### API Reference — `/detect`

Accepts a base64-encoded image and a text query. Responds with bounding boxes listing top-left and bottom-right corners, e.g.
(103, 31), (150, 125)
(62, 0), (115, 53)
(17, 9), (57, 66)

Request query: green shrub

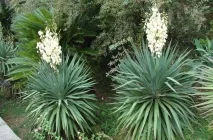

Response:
(194, 38), (213, 64)
(10, 0), (213, 53)
(12, 5), (101, 58)
(195, 58), (213, 129)
(10, 0), (101, 56)
(92, 0), (212, 52)
(59, 0), (101, 56)
(0, 39), (16, 97)
(112, 44), (196, 139)
(0, 2), (14, 36)
(33, 120), (63, 140)
(91, 0), (145, 53)
(0, 40), (16, 77)
(24, 55), (96, 139)
(78, 132), (112, 140)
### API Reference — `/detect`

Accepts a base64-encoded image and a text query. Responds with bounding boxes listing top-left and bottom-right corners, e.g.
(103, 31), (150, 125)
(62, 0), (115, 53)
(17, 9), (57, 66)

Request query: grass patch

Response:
(183, 116), (213, 140)
(95, 102), (117, 137)
(0, 95), (33, 140)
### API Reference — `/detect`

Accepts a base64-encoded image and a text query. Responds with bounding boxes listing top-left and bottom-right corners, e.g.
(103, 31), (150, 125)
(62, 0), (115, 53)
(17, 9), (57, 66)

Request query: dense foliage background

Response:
(8, 0), (213, 53)
(0, 0), (213, 140)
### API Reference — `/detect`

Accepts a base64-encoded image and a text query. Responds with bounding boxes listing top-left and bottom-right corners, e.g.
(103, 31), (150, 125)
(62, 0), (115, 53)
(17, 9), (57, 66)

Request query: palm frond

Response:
(7, 57), (37, 81)
(11, 7), (54, 60)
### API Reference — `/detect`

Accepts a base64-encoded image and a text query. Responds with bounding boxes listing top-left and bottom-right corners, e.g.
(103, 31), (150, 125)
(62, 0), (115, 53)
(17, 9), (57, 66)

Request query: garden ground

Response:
(1, 89), (213, 139)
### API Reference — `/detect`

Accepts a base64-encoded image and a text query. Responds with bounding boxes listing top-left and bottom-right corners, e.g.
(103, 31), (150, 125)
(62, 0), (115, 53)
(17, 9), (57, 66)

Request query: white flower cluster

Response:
(145, 7), (168, 57)
(36, 27), (62, 70)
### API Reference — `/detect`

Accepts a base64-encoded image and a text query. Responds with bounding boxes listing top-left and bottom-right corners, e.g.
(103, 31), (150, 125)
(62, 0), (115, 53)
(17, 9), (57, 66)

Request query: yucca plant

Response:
(113, 44), (196, 140)
(24, 55), (96, 139)
(194, 38), (213, 65)
(0, 40), (16, 77)
(11, 7), (54, 60)
(195, 58), (213, 129)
